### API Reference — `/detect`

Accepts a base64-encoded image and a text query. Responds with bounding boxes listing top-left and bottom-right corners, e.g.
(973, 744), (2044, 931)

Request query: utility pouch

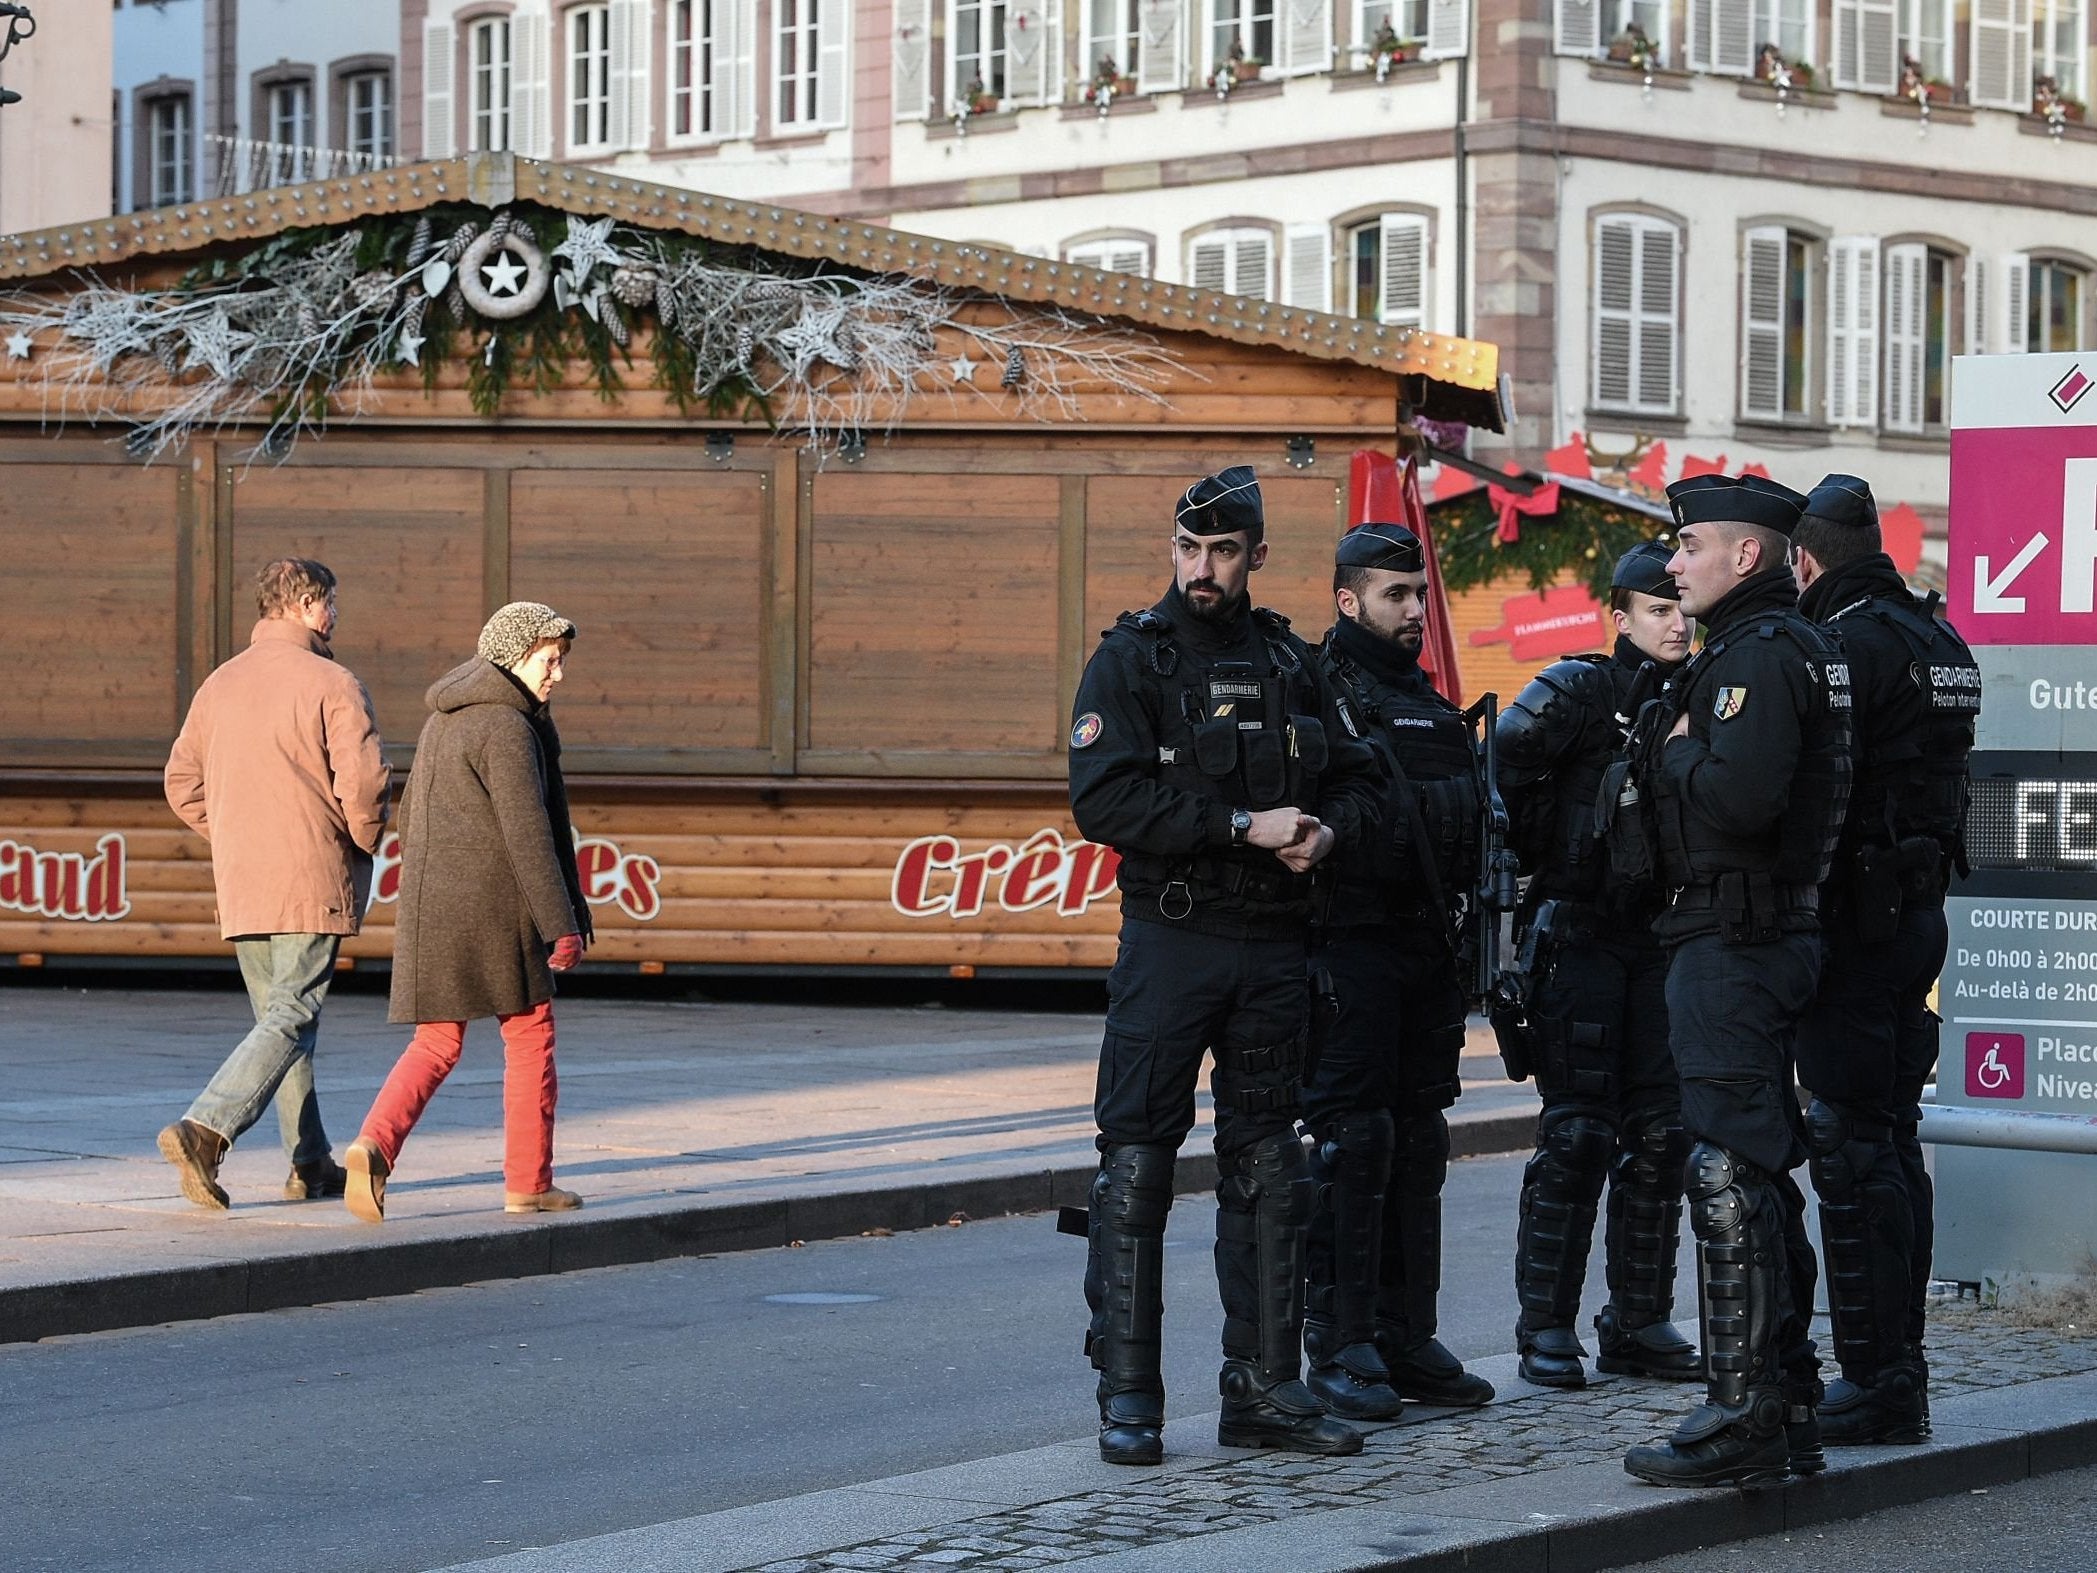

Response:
(1288, 715), (1329, 773)
(1488, 970), (1533, 1082)
(1849, 844), (1903, 945)
(1717, 870), (1779, 946)
(1191, 718), (1240, 777)
(1596, 759), (1658, 889)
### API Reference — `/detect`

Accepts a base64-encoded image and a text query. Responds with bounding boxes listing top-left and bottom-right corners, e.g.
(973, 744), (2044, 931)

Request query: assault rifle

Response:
(1463, 692), (1523, 1011)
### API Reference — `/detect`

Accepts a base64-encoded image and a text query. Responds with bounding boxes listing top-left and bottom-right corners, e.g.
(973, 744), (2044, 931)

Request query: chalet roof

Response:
(0, 153), (1504, 429)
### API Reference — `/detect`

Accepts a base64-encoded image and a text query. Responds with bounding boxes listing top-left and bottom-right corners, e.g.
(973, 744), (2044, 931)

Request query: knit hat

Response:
(478, 601), (577, 668)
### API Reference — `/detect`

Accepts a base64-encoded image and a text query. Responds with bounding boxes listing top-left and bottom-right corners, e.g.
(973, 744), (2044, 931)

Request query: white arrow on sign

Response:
(1974, 532), (2050, 614)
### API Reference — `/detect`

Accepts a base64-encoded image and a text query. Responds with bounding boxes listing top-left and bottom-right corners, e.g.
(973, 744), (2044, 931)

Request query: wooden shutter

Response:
(1555, 0), (1602, 53)
(1701, 0), (1756, 73)
(815, 0), (850, 127)
(1593, 216), (1678, 413)
(1835, 0), (1900, 90)
(1233, 232), (1274, 300)
(1072, 240), (1151, 273)
(1636, 220), (1679, 409)
(2001, 252), (2031, 352)
(1280, 0), (1333, 75)
(723, 0), (756, 137)
(422, 21), (456, 159)
(1191, 235), (1231, 293)
(1966, 254), (1991, 354)
(1425, 0), (1470, 56)
(1883, 243), (1928, 433)
(1380, 214), (1428, 328)
(895, 0), (933, 118)
(1283, 224), (1333, 312)
(608, 0), (651, 148)
(1827, 237), (1880, 428)
(1971, 0), (2033, 109)
(1137, 0), (1184, 90)
(1741, 226), (1787, 418)
(1007, 1), (1065, 103)
(512, 12), (552, 158)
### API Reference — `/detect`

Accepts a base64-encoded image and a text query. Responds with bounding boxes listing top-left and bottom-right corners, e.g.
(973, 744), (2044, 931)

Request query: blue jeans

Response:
(186, 932), (341, 1164)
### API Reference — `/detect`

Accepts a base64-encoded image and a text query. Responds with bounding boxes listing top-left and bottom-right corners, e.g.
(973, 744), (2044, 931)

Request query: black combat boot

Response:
(1782, 1367), (1826, 1475)
(1216, 1134), (1362, 1455)
(1303, 1111), (1403, 1420)
(1380, 1112), (1494, 1407)
(1513, 1108), (1612, 1388)
(1595, 1110), (1700, 1380)
(1085, 1144), (1174, 1465)
(1819, 1363), (1929, 1446)
(1624, 1144), (1791, 1489)
(1807, 1097), (1920, 1447)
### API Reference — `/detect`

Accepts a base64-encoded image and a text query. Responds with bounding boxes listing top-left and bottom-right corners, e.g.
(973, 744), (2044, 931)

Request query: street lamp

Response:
(0, 4), (36, 109)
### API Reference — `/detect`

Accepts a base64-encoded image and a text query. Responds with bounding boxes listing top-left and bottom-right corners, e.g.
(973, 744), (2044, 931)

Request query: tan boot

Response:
(504, 1186), (584, 1214)
(344, 1138), (390, 1223)
(157, 1120), (230, 1210)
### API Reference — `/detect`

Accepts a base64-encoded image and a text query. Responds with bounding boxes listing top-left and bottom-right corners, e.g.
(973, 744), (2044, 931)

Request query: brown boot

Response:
(157, 1120), (230, 1210)
(284, 1157), (348, 1201)
(504, 1186), (584, 1214)
(344, 1138), (390, 1223)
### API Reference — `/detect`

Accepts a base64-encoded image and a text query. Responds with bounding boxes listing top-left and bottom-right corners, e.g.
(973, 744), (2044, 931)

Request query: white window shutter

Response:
(1966, 254), (1991, 354)
(1379, 214), (1428, 328)
(724, 0), (756, 137)
(1742, 226), (1787, 418)
(512, 14), (552, 159)
(1972, 0), (2034, 109)
(1555, 0), (1602, 53)
(816, 0), (850, 127)
(894, 0), (932, 118)
(1072, 240), (1150, 274)
(1707, 0), (1756, 73)
(1192, 236), (1230, 292)
(1826, 237), (1880, 428)
(423, 21), (456, 159)
(608, 0), (651, 148)
(1835, 0), (1899, 90)
(1688, 0), (1711, 65)
(1283, 224), (1333, 313)
(1137, 0), (1185, 91)
(1234, 233), (1274, 300)
(1636, 220), (1679, 410)
(1280, 0), (1333, 75)
(2001, 252), (2031, 352)
(1425, 0), (1470, 56)
(1593, 217), (1638, 408)
(1007, 1), (1064, 104)
(1883, 243), (1927, 433)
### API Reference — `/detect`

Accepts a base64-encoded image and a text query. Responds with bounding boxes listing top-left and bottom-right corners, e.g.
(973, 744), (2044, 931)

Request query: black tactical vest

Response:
(1108, 606), (1333, 916)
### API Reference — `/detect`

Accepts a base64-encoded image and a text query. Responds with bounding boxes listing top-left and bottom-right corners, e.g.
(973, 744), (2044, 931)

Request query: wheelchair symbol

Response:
(1976, 1047), (2011, 1090)
(1966, 1031), (2025, 1099)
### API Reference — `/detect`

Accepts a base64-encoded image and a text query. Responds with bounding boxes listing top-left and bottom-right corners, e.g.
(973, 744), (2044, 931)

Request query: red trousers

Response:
(359, 999), (558, 1194)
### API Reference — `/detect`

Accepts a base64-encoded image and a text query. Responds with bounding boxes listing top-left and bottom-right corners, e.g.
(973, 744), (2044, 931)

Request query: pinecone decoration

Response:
(654, 275), (680, 330)
(446, 281), (468, 323)
(733, 322), (755, 366)
(353, 270), (397, 312)
(406, 216), (435, 269)
(1001, 344), (1025, 389)
(486, 210), (513, 247)
(442, 222), (479, 265)
(610, 265), (657, 308)
(155, 335), (184, 375)
(401, 294), (429, 339)
(604, 305), (631, 348)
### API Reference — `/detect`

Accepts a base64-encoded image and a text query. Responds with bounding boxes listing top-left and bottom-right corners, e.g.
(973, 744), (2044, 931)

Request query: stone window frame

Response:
(1330, 200), (1439, 331)
(131, 76), (198, 211)
(1586, 201), (1687, 420)
(458, 4), (518, 155)
(1736, 214), (1832, 433)
(1062, 227), (1157, 276)
(329, 54), (397, 162)
(251, 62), (320, 151)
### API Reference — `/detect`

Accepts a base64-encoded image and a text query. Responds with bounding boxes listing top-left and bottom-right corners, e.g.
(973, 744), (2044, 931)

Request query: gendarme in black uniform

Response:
(1497, 541), (1699, 1391)
(1792, 474), (1979, 1447)
(1623, 474), (1853, 1490)
(1068, 466), (1381, 1467)
(1299, 523), (1496, 1418)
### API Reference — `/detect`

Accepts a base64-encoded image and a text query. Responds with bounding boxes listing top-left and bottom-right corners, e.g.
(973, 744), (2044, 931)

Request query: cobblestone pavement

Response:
(739, 1306), (2097, 1573)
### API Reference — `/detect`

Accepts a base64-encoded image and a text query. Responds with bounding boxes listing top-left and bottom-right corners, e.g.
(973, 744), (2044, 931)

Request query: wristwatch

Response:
(1229, 808), (1254, 846)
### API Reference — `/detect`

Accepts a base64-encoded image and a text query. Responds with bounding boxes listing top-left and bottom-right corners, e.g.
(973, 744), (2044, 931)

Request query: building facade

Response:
(0, 0), (112, 234)
(402, 0), (2097, 544)
(113, 0), (400, 213)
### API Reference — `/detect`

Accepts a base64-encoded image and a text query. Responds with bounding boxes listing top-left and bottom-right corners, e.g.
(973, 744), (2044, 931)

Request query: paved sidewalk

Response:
(430, 1300), (2097, 1573)
(0, 983), (1538, 1342)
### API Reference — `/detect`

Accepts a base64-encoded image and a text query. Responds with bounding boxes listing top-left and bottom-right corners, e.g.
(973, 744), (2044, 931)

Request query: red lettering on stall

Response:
(0, 834), (130, 922)
(889, 829), (1121, 921)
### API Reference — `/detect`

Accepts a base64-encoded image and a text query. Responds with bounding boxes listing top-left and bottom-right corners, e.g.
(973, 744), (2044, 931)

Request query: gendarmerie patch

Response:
(1071, 712), (1104, 749)
(1208, 674), (1264, 730)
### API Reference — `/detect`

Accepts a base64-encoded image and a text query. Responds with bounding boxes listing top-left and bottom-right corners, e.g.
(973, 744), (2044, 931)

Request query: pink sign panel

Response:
(1948, 425), (2097, 646)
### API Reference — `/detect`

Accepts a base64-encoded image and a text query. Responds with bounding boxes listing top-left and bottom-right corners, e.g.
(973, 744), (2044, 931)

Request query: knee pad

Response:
(1311, 1108), (1395, 1191)
(1538, 1106), (1616, 1177)
(1097, 1143), (1175, 1234)
(1219, 1131), (1312, 1223)
(1684, 1140), (1761, 1241)
(1391, 1111), (1450, 1199)
(1618, 1106), (1689, 1189)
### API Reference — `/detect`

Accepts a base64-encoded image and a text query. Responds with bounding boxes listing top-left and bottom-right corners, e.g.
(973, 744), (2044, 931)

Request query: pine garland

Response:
(1432, 487), (1669, 604)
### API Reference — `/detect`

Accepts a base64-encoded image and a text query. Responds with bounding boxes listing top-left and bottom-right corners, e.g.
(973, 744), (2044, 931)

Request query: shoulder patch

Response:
(1071, 712), (1104, 749)
(1713, 686), (1748, 722)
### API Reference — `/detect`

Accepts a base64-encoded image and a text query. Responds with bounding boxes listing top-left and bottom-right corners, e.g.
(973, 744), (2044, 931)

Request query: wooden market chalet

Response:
(0, 153), (1504, 976)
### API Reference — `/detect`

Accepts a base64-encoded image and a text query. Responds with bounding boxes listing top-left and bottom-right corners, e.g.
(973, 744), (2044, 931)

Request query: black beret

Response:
(1175, 466), (1264, 536)
(1803, 473), (1878, 532)
(1664, 473), (1809, 537)
(1335, 522), (1425, 573)
(1611, 540), (1680, 600)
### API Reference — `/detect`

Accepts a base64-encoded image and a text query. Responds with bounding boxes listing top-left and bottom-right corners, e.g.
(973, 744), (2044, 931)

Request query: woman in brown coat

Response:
(344, 602), (592, 1221)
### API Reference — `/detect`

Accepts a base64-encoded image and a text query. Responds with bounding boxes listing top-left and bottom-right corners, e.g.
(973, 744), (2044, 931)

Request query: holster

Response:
(1489, 974), (1532, 1083)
